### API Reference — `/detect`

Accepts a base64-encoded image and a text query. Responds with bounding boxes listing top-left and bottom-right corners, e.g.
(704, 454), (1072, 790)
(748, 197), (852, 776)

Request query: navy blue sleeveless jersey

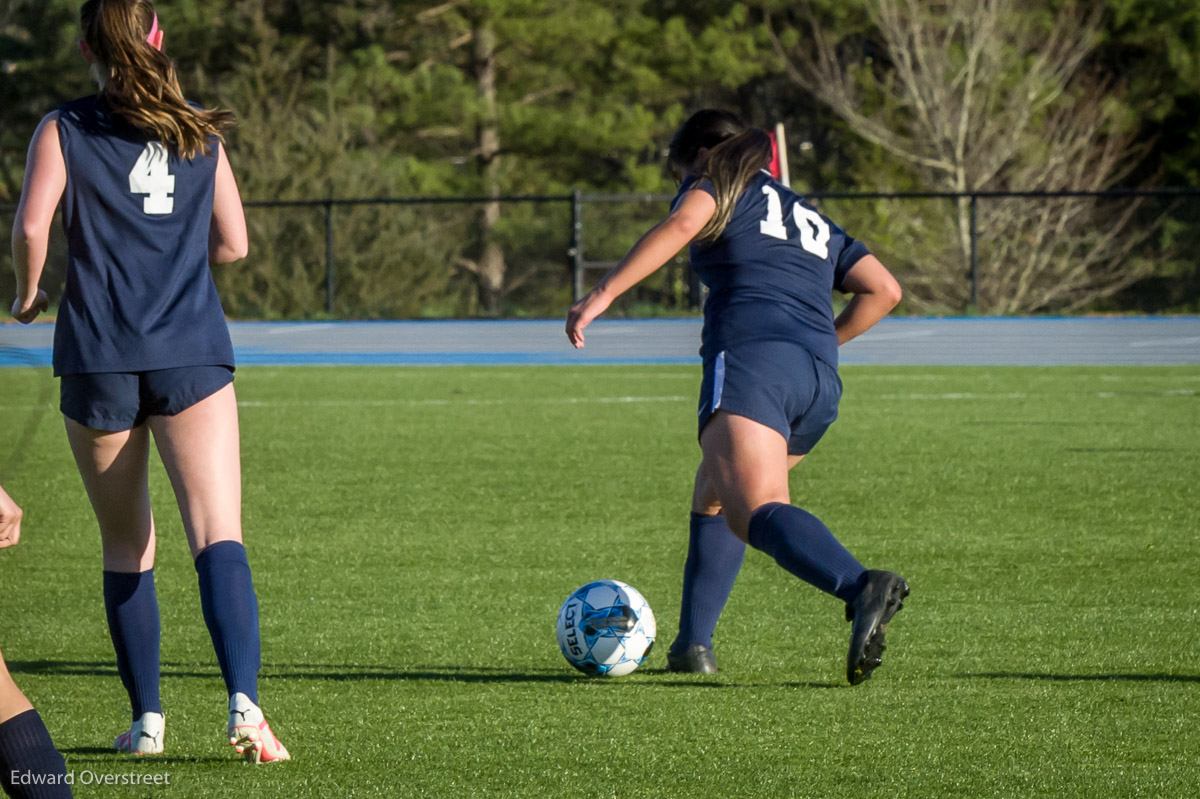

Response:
(673, 171), (870, 369)
(52, 95), (234, 376)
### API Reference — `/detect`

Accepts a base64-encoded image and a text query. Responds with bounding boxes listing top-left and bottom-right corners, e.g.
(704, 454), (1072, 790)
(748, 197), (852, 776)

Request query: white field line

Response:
(246, 369), (700, 380)
(879, 390), (1195, 400)
(1101, 374), (1200, 382)
(3, 388), (1195, 413)
(532, 372), (697, 380)
(878, 392), (1029, 400)
(847, 373), (950, 381)
(246, 389), (1196, 407)
(236, 395), (691, 409)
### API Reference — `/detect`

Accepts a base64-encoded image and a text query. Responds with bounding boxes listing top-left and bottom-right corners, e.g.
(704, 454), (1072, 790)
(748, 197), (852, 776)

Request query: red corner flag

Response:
(767, 129), (782, 179)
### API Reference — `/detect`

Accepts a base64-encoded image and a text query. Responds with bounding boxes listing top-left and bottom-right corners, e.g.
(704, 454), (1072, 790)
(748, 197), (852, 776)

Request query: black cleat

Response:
(667, 643), (718, 674)
(845, 569), (909, 686)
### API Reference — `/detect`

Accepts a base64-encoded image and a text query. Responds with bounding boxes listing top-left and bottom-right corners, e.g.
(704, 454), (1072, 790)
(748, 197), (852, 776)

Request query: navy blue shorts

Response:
(60, 366), (234, 432)
(697, 342), (841, 455)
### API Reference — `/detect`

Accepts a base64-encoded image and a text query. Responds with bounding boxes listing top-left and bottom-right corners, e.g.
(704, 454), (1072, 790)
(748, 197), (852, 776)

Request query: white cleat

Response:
(114, 711), (165, 755)
(227, 692), (291, 764)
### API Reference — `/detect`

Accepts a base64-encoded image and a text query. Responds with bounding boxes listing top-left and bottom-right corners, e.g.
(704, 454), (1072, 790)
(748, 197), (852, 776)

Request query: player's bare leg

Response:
(690, 459), (723, 516)
(64, 421), (156, 573)
(670, 430), (806, 674)
(0, 652), (34, 725)
(148, 384), (288, 762)
(700, 410), (907, 684)
(65, 420), (164, 753)
(147, 382), (242, 557)
(671, 435), (812, 674)
(0, 647), (71, 797)
(697, 411), (792, 540)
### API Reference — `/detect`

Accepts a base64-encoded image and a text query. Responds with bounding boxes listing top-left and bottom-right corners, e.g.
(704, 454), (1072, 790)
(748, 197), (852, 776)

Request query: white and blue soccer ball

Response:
(556, 580), (656, 677)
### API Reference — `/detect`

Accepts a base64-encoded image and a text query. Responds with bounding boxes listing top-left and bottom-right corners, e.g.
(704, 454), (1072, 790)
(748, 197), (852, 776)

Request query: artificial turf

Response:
(0, 364), (1197, 798)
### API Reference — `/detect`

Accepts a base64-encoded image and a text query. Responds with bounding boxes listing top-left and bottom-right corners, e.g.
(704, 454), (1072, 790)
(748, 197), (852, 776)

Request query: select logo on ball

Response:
(555, 580), (656, 677)
(561, 602), (583, 657)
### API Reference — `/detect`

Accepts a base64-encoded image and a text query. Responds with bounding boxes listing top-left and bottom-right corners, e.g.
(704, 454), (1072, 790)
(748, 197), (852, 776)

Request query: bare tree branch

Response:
(770, 0), (1152, 312)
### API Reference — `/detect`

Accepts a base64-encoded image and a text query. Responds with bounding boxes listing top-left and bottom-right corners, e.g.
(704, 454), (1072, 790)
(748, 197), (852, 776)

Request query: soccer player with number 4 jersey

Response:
(567, 109), (910, 685)
(9, 0), (288, 762)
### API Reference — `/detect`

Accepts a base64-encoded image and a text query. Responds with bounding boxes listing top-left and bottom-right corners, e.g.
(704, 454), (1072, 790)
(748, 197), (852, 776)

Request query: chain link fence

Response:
(3, 189), (1198, 318)
(575, 189), (1200, 316)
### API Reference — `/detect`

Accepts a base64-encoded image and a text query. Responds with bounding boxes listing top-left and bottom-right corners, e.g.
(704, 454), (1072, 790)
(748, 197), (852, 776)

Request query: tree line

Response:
(2, 0), (1198, 316)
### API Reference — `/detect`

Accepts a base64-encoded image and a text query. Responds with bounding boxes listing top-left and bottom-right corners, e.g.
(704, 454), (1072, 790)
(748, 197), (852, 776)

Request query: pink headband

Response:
(146, 12), (159, 44)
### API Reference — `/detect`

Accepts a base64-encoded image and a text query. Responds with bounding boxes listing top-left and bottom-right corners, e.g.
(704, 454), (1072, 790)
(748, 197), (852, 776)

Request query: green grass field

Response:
(1, 364), (1198, 798)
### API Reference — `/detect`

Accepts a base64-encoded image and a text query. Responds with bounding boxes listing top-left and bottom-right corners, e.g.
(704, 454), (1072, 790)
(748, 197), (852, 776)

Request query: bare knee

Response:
(187, 531), (243, 560)
(690, 462), (723, 516)
(697, 411), (792, 540)
(0, 670), (35, 723)
(723, 497), (798, 544)
(101, 528), (155, 572)
(693, 449), (790, 541)
(719, 503), (755, 542)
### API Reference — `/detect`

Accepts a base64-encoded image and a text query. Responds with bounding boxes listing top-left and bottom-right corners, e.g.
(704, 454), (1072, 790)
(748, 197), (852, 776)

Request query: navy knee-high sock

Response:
(102, 569), (162, 719)
(194, 541), (260, 704)
(672, 513), (746, 652)
(747, 502), (868, 603)
(0, 710), (72, 798)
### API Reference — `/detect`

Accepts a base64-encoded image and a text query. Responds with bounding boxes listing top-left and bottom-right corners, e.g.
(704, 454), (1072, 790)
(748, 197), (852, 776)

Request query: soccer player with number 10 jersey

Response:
(567, 109), (911, 685)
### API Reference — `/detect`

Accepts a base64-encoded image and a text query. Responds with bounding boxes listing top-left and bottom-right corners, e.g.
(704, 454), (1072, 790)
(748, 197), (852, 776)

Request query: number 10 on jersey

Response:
(759, 185), (830, 258)
(129, 142), (175, 215)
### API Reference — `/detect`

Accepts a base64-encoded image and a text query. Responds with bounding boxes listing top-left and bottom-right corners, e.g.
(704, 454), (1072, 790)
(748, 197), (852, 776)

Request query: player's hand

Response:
(0, 485), (23, 549)
(11, 289), (49, 324)
(565, 291), (610, 349)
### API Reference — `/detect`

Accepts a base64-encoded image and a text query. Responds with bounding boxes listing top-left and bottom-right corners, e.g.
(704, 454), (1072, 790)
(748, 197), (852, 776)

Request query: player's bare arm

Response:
(10, 112), (64, 323)
(209, 142), (248, 265)
(0, 484), (23, 550)
(834, 254), (903, 346)
(566, 189), (716, 348)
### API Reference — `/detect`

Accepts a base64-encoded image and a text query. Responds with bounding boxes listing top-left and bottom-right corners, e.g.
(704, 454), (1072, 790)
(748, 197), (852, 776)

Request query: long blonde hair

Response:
(80, 0), (234, 159)
(667, 109), (774, 244)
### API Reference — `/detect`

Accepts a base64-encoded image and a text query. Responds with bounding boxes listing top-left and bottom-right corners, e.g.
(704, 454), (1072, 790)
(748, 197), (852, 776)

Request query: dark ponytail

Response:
(668, 109), (773, 243)
(81, 0), (235, 159)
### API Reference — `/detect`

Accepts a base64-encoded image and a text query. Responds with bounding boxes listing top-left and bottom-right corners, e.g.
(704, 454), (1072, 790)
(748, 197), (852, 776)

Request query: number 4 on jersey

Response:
(759, 185), (830, 258)
(129, 142), (175, 215)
